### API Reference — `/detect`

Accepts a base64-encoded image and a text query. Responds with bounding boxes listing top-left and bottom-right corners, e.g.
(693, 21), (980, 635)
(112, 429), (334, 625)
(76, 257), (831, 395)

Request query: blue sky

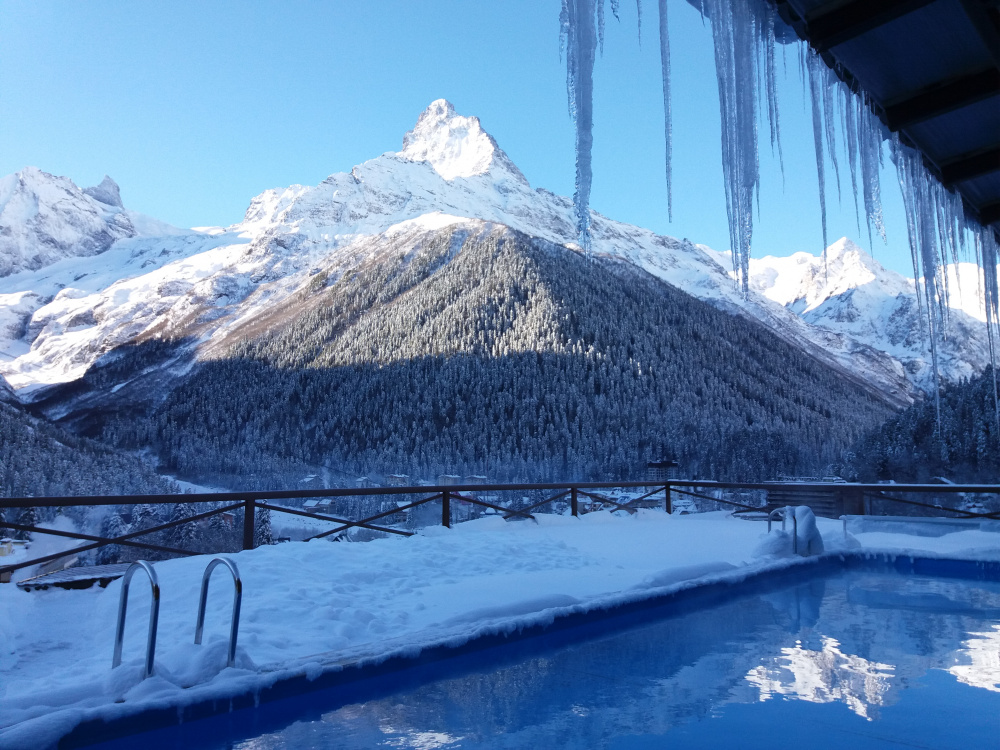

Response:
(0, 0), (918, 274)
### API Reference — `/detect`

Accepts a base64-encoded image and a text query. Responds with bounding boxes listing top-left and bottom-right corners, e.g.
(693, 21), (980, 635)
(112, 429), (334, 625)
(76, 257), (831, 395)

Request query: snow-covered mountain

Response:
(743, 238), (993, 389)
(0, 99), (990, 408)
(0, 168), (139, 278)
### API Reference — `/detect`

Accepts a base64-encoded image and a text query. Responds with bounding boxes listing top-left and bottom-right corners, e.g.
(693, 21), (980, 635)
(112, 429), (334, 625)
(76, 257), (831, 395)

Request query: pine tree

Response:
(15, 505), (38, 541)
(253, 508), (273, 547)
(97, 513), (129, 565)
(164, 502), (198, 553)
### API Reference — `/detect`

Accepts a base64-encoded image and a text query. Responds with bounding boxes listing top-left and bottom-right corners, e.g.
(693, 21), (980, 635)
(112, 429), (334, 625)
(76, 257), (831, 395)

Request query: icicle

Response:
(598, 0), (606, 53)
(563, 0), (598, 253)
(806, 51), (829, 259)
(762, 5), (784, 181)
(821, 67), (842, 205)
(858, 102), (886, 248)
(657, 0), (672, 221)
(560, 1), (574, 118)
(841, 85), (861, 237)
(980, 229), (1000, 431)
(599, 0), (623, 54)
(703, 0), (761, 293)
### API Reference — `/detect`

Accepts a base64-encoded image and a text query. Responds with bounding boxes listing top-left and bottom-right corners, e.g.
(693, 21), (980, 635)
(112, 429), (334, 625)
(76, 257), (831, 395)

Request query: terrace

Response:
(1, 481), (999, 748)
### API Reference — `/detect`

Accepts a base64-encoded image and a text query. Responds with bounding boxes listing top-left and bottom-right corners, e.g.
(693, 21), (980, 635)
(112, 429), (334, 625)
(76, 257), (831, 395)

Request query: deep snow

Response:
(1, 509), (998, 749)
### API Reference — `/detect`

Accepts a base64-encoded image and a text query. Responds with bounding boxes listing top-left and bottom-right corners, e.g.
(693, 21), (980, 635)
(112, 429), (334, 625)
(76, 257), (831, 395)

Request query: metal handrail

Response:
(195, 557), (242, 668)
(112, 561), (160, 678)
(767, 506), (798, 554)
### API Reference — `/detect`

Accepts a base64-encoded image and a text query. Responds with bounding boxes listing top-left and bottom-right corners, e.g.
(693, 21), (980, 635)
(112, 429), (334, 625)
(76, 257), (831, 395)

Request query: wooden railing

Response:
(2, 480), (999, 579)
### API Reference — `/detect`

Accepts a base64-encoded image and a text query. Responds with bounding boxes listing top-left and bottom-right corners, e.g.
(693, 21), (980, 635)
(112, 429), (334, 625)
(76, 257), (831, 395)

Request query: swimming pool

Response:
(74, 556), (1000, 749)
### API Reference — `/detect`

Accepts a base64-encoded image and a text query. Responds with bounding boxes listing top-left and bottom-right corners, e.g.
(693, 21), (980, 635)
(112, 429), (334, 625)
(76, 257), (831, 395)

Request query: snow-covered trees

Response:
(253, 508), (273, 547)
(851, 368), (1000, 483)
(102, 228), (892, 486)
(0, 401), (176, 499)
(96, 513), (129, 565)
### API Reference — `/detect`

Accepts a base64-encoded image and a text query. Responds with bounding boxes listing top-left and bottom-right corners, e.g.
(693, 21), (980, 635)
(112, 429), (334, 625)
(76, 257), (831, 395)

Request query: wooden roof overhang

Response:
(769, 0), (1000, 236)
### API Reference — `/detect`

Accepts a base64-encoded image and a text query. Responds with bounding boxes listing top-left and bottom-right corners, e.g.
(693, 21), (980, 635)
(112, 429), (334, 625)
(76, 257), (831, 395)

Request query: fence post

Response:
(665, 483), (672, 514)
(571, 487), (579, 517)
(242, 499), (255, 550)
(442, 491), (451, 528)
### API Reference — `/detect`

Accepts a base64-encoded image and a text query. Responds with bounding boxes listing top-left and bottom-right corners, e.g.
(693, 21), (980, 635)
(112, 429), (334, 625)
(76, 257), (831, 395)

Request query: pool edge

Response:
(47, 551), (1000, 749)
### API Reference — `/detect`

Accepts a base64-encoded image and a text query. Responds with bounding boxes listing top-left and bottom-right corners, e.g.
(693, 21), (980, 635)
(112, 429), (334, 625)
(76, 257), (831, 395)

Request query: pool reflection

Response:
(224, 572), (1000, 749)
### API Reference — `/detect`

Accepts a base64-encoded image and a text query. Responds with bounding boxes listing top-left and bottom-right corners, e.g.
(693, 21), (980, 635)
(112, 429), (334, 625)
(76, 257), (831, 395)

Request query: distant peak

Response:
(826, 237), (864, 258)
(83, 175), (124, 208)
(399, 99), (526, 183)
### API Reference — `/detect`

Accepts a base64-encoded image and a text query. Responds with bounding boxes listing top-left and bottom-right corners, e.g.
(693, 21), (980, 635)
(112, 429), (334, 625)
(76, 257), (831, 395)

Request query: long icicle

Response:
(806, 50), (829, 261)
(658, 0), (672, 221)
(982, 228), (1000, 432)
(564, 0), (598, 254)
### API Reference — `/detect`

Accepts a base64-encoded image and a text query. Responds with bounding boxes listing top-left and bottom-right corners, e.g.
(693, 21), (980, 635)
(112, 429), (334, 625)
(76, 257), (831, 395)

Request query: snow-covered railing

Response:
(2, 480), (999, 581)
(767, 507), (798, 554)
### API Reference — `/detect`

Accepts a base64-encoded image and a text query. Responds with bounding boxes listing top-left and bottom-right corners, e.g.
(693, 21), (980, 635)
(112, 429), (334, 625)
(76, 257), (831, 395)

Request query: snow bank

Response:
(1, 510), (998, 749)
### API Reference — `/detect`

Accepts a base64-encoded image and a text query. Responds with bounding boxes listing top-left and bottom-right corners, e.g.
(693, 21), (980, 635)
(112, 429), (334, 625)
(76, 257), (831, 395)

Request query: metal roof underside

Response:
(770, 0), (1000, 235)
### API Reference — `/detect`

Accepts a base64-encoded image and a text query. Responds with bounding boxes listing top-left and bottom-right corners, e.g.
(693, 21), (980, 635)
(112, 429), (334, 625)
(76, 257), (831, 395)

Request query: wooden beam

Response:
(885, 68), (1000, 129)
(979, 201), (1000, 225)
(808, 0), (938, 52)
(939, 146), (1000, 184)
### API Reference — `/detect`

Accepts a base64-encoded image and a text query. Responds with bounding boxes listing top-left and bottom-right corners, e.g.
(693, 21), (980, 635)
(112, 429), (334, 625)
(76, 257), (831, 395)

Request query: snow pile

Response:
(751, 506), (824, 558)
(1, 510), (999, 748)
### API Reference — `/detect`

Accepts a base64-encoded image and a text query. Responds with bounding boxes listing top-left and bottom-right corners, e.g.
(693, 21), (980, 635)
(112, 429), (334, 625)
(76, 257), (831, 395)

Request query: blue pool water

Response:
(84, 564), (1000, 749)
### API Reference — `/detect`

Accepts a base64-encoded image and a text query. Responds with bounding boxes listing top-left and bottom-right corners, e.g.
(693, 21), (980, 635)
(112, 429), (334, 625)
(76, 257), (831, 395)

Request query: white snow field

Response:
(1, 509), (999, 749)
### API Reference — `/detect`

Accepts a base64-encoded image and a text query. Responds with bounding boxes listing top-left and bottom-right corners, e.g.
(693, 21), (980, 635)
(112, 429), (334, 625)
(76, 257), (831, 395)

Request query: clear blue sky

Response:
(0, 0), (918, 275)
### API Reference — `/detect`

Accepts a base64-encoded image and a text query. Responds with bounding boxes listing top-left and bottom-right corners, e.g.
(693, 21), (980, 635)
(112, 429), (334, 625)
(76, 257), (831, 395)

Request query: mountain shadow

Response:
(89, 225), (896, 485)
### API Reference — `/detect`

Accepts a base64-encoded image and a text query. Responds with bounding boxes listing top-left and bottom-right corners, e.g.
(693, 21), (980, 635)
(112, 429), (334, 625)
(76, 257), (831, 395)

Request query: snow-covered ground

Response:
(1, 509), (999, 749)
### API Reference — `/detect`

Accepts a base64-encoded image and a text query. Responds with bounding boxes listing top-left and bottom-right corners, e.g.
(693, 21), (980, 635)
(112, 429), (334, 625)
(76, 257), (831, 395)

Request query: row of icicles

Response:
(560, 0), (1000, 430)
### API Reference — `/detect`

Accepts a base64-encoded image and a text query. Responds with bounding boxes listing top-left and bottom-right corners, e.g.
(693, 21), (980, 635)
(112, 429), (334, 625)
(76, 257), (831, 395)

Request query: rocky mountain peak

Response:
(0, 167), (136, 278)
(83, 175), (124, 208)
(399, 99), (527, 183)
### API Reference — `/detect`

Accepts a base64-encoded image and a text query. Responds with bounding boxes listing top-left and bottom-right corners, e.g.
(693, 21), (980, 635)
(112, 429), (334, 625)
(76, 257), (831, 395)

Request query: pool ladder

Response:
(767, 506), (798, 555)
(112, 556), (243, 679)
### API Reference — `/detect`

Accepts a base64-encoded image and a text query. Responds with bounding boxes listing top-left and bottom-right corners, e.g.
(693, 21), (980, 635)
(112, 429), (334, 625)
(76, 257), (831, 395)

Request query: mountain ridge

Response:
(86, 226), (894, 483)
(0, 99), (992, 409)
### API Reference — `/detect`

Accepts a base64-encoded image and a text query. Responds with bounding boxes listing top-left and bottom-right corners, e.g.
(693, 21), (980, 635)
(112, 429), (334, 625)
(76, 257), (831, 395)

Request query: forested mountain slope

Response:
(2, 101), (990, 412)
(850, 369), (1000, 483)
(0, 400), (175, 498)
(95, 225), (895, 484)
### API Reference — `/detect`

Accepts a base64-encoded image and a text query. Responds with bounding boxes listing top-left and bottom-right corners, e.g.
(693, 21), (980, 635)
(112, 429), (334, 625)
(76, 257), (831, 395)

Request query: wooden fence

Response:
(2, 480), (999, 579)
